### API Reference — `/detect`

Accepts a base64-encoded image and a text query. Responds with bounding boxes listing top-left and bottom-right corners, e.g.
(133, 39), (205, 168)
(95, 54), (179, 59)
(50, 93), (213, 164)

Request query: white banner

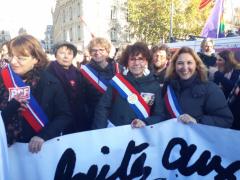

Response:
(1, 117), (240, 180)
(0, 112), (9, 180)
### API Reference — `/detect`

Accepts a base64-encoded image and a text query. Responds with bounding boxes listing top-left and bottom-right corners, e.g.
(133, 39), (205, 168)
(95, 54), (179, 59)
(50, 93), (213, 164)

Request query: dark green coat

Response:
(92, 72), (167, 129)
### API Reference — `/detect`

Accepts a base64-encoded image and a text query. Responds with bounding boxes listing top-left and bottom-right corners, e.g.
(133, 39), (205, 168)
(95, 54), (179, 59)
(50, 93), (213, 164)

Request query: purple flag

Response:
(201, 0), (224, 38)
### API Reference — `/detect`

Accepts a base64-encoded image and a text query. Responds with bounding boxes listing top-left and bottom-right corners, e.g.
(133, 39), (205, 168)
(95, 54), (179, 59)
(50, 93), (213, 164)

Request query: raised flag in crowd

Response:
(201, 0), (225, 38)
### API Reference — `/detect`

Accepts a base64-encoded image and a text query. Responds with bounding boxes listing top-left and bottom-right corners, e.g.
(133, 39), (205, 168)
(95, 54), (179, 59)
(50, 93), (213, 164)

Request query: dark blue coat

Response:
(0, 70), (72, 144)
(162, 75), (233, 128)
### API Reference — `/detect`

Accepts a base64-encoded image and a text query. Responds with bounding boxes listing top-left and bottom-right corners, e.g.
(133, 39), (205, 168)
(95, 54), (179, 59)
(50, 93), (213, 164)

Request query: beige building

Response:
(44, 25), (54, 53)
(0, 30), (11, 45)
(52, 0), (130, 51)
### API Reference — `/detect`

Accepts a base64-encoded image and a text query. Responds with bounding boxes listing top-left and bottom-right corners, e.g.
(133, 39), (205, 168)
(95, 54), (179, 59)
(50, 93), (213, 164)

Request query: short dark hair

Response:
(54, 42), (77, 58)
(119, 42), (151, 67)
(151, 44), (171, 60)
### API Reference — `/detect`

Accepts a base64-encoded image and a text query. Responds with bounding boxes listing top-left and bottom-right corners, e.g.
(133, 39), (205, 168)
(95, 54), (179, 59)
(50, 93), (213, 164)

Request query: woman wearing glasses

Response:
(0, 35), (72, 153)
(80, 37), (121, 130)
(92, 42), (166, 129)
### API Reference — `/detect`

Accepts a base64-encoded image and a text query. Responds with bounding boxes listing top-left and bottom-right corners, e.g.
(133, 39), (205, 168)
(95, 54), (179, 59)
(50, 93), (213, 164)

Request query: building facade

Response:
(44, 25), (54, 53)
(0, 30), (11, 45)
(52, 0), (130, 50)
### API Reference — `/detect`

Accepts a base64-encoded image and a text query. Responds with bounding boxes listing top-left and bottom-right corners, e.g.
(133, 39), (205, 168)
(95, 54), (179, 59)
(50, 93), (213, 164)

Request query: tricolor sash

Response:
(1, 65), (48, 132)
(164, 85), (183, 118)
(80, 64), (109, 94)
(110, 74), (150, 119)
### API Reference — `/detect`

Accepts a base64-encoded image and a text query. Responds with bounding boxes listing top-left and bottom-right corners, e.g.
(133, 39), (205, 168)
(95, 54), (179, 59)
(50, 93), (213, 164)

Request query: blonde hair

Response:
(165, 46), (208, 82)
(88, 37), (112, 54)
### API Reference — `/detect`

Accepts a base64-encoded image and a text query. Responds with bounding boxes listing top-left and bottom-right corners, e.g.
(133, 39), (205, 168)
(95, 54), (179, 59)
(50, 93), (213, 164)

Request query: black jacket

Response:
(92, 72), (167, 129)
(0, 70), (72, 143)
(162, 75), (233, 128)
(214, 69), (240, 130)
(214, 69), (240, 97)
(81, 60), (120, 128)
(153, 68), (167, 85)
(197, 52), (217, 68)
(47, 61), (87, 132)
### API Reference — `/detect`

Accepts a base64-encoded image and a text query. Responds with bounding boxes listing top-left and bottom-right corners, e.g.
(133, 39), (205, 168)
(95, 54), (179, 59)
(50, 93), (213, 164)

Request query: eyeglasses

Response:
(9, 55), (32, 63)
(129, 57), (146, 63)
(91, 48), (106, 53)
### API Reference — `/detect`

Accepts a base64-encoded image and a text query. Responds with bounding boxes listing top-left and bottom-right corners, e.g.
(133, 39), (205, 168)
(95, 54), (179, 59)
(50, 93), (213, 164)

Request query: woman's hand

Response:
(28, 136), (45, 153)
(131, 119), (146, 128)
(13, 95), (28, 112)
(235, 87), (240, 96)
(177, 114), (197, 124)
(17, 99), (28, 111)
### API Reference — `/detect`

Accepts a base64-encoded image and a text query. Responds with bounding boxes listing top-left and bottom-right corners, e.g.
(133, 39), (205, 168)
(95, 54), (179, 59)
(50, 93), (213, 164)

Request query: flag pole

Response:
(216, 0), (224, 38)
(169, 0), (173, 42)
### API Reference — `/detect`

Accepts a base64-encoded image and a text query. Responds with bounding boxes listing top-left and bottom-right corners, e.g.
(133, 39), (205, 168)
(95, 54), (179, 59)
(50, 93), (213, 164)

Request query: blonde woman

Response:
(162, 46), (233, 128)
(80, 37), (121, 129)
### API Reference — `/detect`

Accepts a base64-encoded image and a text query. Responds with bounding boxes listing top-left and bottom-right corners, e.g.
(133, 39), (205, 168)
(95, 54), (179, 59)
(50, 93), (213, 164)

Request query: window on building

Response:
(63, 30), (66, 41)
(70, 28), (73, 42)
(111, 28), (117, 42)
(78, 25), (81, 40)
(77, 2), (81, 17)
(69, 7), (73, 20)
(63, 10), (66, 23)
(111, 6), (117, 20)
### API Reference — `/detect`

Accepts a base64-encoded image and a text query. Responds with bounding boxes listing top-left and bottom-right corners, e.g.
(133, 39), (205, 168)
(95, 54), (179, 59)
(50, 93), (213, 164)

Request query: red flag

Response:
(199, 0), (212, 10)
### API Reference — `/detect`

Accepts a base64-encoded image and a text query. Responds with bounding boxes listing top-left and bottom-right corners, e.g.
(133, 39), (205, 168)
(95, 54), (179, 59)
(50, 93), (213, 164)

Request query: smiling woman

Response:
(162, 46), (233, 128)
(92, 42), (167, 129)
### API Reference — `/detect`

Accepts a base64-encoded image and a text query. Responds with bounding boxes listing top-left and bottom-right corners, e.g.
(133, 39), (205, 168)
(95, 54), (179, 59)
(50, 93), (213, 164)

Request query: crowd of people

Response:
(0, 34), (239, 153)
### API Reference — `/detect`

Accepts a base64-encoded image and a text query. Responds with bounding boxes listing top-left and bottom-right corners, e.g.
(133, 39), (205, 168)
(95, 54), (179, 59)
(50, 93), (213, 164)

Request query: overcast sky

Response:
(0, 0), (55, 40)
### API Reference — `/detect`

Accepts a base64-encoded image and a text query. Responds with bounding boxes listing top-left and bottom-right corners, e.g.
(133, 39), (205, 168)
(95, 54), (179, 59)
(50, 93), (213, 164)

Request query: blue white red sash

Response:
(110, 74), (150, 119)
(1, 65), (48, 132)
(164, 85), (183, 118)
(80, 64), (109, 93)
